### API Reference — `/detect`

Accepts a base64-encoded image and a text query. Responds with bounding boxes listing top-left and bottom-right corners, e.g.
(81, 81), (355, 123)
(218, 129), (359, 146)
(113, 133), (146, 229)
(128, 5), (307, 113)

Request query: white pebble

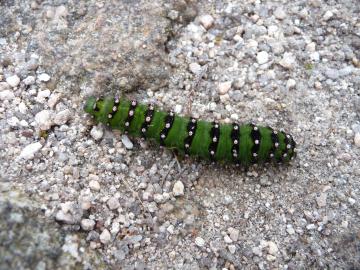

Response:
(354, 133), (360, 147)
(48, 93), (62, 108)
(35, 110), (54, 130)
(107, 197), (120, 210)
(6, 75), (20, 87)
(195, 237), (205, 247)
(348, 197), (356, 205)
(0, 82), (10, 91)
(256, 51), (269, 64)
(218, 81), (232, 95)
(18, 102), (27, 113)
(121, 135), (133, 149)
(172, 180), (185, 197)
(36, 89), (51, 103)
(80, 219), (95, 231)
(323, 10), (333, 21)
(19, 142), (42, 160)
(90, 126), (104, 140)
(279, 52), (296, 69)
(89, 180), (101, 191)
(267, 241), (278, 255)
(174, 104), (182, 114)
(100, 229), (111, 244)
(228, 245), (236, 254)
(38, 73), (51, 82)
(224, 235), (232, 243)
(286, 79), (296, 89)
(306, 42), (316, 52)
(189, 62), (202, 74)
(7, 116), (19, 127)
(0, 90), (15, 100)
(286, 225), (295, 235)
(316, 193), (327, 207)
(54, 109), (71, 125)
(23, 76), (35, 85)
(274, 7), (287, 20)
(228, 227), (239, 242)
(199, 14), (214, 30)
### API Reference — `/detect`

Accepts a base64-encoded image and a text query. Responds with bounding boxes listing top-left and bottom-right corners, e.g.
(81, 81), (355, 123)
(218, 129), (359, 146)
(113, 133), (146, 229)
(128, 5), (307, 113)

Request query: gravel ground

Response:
(1, 0), (360, 269)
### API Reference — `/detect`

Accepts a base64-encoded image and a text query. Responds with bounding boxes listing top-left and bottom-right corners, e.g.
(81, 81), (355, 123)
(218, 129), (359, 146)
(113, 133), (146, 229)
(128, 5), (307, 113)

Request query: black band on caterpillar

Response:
(84, 96), (297, 166)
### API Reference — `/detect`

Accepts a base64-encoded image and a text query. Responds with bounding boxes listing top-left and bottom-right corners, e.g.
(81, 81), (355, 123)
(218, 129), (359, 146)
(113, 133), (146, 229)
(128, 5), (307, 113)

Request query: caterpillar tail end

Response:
(84, 96), (97, 115)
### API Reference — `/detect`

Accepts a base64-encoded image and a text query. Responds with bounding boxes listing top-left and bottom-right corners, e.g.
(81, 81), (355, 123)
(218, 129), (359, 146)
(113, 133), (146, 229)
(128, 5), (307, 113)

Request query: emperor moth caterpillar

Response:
(84, 96), (296, 166)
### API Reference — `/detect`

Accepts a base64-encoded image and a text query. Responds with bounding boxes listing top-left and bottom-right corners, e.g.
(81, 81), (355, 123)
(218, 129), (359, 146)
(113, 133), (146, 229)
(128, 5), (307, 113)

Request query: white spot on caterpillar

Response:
(287, 144), (291, 149)
(161, 134), (166, 139)
(146, 116), (151, 122)
(233, 153), (237, 157)
(112, 106), (117, 112)
(125, 122), (129, 126)
(165, 123), (170, 128)
(283, 153), (288, 157)
(213, 137), (217, 142)
(233, 125), (238, 130)
(141, 128), (146, 133)
(234, 139), (238, 144)
(188, 131), (193, 136)
(93, 103), (97, 109)
(275, 142), (279, 148)
(131, 100), (137, 106)
(210, 150), (215, 155)
(214, 124), (219, 128)
(286, 134), (291, 139)
(270, 153), (274, 157)
(273, 130), (278, 134)
(169, 111), (174, 116)
(253, 126), (258, 131)
(129, 110), (134, 116)
(185, 144), (190, 148)
(253, 153), (258, 157)
(108, 114), (112, 119)
(192, 119), (196, 123)
(149, 105), (154, 110)
(254, 140), (259, 145)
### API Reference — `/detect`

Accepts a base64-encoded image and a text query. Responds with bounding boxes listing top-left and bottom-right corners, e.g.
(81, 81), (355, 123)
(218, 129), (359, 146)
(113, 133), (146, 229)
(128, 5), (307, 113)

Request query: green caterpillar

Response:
(84, 96), (296, 166)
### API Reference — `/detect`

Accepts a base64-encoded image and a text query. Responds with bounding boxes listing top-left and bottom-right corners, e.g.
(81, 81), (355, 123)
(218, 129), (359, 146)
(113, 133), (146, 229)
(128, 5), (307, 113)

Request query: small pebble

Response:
(7, 116), (19, 127)
(100, 229), (111, 244)
(107, 197), (120, 210)
(121, 135), (133, 149)
(6, 75), (20, 87)
(256, 51), (269, 64)
(323, 10), (333, 21)
(89, 180), (101, 191)
(286, 79), (296, 89)
(286, 225), (295, 235)
(267, 241), (278, 255)
(0, 90), (15, 100)
(38, 73), (51, 82)
(274, 7), (287, 20)
(189, 62), (202, 74)
(90, 126), (104, 140)
(195, 237), (205, 247)
(54, 109), (71, 125)
(316, 193), (327, 208)
(172, 180), (185, 196)
(35, 110), (53, 130)
(23, 76), (35, 85)
(354, 133), (360, 147)
(218, 81), (232, 95)
(19, 142), (42, 160)
(81, 219), (95, 231)
(199, 14), (214, 30)
(228, 245), (236, 254)
(279, 52), (296, 69)
(228, 227), (239, 242)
